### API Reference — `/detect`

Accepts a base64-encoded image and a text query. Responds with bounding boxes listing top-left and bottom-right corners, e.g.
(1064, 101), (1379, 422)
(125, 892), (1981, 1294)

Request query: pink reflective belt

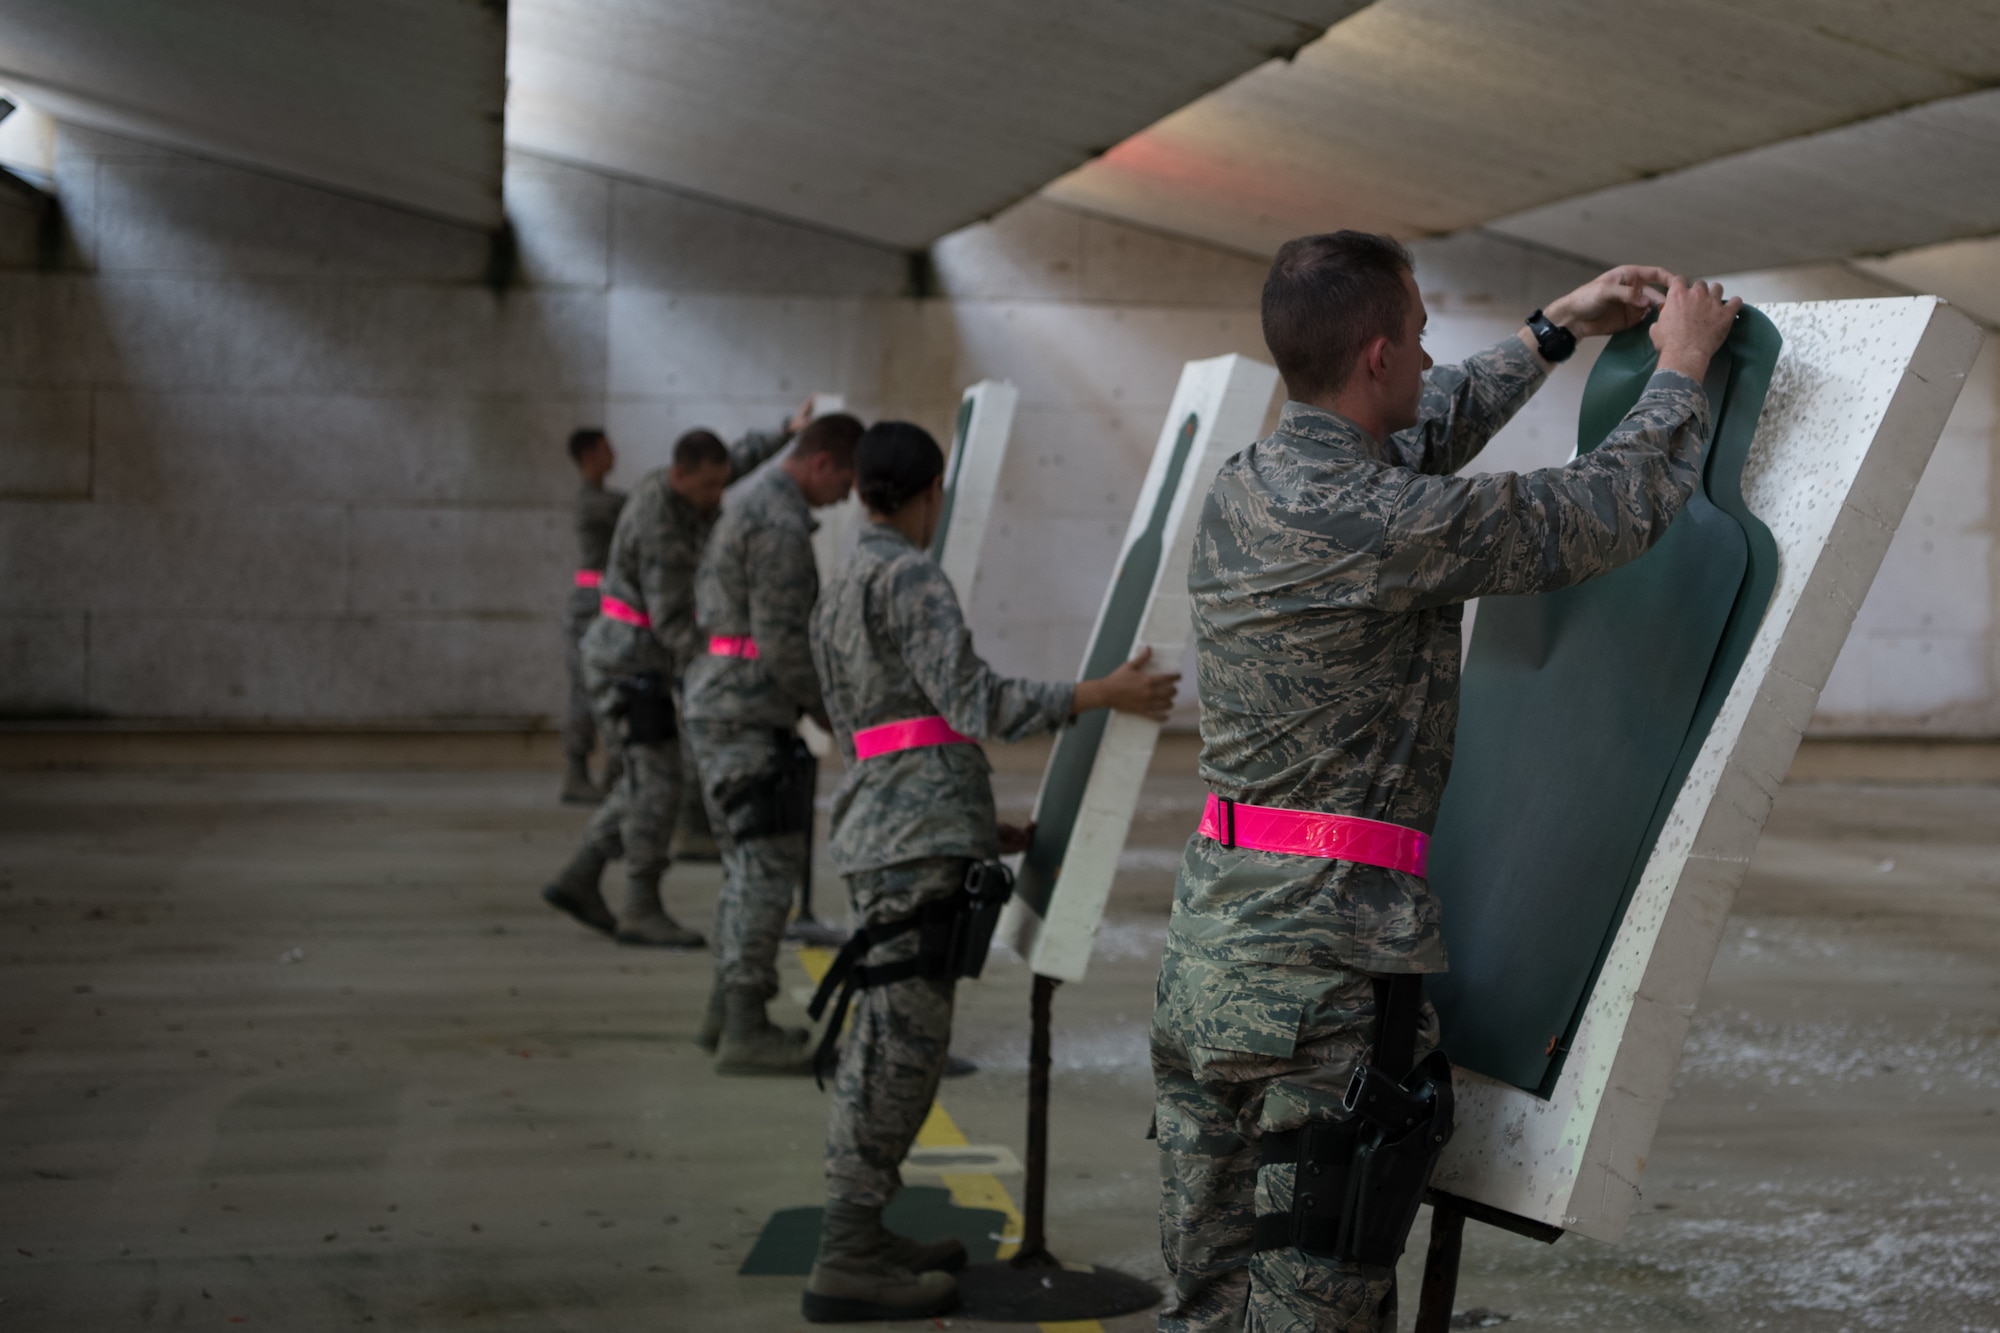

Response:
(1198, 793), (1429, 877)
(708, 635), (760, 660)
(601, 595), (651, 628)
(852, 715), (975, 761)
(574, 569), (602, 590)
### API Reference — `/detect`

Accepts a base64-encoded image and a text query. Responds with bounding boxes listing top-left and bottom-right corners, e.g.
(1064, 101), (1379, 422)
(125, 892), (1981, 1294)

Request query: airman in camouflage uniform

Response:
(561, 429), (626, 804)
(683, 414), (865, 1074)
(800, 421), (1176, 1323)
(540, 421), (798, 948)
(1156, 237), (1742, 1332)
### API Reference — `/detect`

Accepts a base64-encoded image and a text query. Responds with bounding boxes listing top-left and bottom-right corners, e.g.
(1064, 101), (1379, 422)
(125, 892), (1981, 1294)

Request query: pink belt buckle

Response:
(1198, 793), (1429, 877)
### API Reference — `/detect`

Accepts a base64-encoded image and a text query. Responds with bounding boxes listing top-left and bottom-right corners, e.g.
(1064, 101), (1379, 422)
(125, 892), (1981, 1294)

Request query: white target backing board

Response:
(932, 379), (1019, 605)
(1433, 297), (1982, 1241)
(1001, 353), (1279, 982)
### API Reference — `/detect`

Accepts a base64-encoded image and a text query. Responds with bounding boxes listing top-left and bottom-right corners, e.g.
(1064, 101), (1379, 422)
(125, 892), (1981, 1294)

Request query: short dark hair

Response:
(856, 422), (944, 515)
(671, 428), (729, 472)
(567, 427), (608, 462)
(792, 412), (863, 468)
(1261, 231), (1416, 402)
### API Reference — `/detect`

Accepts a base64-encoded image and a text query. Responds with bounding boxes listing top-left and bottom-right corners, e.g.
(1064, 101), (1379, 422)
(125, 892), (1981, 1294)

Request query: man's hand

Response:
(1543, 265), (1677, 338)
(1073, 646), (1180, 722)
(786, 397), (817, 437)
(1651, 276), (1741, 383)
(996, 821), (1036, 856)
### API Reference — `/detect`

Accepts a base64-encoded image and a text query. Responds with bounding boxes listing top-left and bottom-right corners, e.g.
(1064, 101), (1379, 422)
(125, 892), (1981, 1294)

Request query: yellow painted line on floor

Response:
(796, 943), (1107, 1333)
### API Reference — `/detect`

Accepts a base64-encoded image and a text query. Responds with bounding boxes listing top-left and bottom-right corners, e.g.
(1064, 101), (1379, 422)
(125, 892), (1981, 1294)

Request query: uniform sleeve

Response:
(746, 522), (825, 714)
(1385, 335), (1548, 476)
(1374, 371), (1710, 611)
(888, 554), (1075, 740)
(726, 427), (792, 482)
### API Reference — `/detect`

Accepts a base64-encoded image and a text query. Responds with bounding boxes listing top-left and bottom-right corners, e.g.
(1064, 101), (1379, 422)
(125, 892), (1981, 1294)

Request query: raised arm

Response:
(725, 398), (816, 482)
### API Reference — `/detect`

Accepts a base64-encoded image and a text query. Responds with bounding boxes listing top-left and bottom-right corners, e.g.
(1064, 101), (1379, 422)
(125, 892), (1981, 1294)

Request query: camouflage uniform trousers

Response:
(824, 857), (965, 1209)
(1152, 949), (1440, 1333)
(562, 587), (600, 763)
(686, 718), (808, 999)
(580, 667), (687, 875)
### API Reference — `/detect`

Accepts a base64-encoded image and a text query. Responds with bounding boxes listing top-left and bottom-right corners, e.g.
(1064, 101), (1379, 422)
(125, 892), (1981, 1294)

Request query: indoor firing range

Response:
(3, 3), (2000, 1331)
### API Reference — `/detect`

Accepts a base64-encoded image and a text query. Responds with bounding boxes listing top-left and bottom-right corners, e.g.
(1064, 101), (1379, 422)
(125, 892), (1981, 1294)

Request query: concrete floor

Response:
(1, 738), (1996, 1331)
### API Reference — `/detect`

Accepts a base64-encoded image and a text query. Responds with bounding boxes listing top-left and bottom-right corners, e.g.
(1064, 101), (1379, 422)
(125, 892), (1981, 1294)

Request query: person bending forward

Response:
(683, 413), (866, 1073)
(801, 421), (1178, 1323)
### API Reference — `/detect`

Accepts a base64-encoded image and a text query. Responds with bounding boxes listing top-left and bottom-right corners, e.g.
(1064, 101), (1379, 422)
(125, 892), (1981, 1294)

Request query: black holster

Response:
(612, 672), (675, 744)
(719, 728), (815, 841)
(1251, 975), (1454, 1269)
(804, 859), (1014, 1087)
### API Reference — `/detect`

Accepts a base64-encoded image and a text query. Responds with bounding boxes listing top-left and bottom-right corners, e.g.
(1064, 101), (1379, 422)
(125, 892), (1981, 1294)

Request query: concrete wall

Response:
(2, 123), (1995, 737)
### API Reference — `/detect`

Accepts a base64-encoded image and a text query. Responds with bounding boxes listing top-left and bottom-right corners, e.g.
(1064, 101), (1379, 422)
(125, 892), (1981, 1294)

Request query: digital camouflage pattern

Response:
(581, 427), (790, 687)
(1172, 338), (1710, 976)
(563, 480), (625, 761)
(1157, 334), (1710, 1330)
(686, 719), (808, 997)
(574, 479), (627, 573)
(682, 464), (826, 730)
(576, 427), (790, 871)
(823, 857), (968, 1209)
(810, 524), (1074, 875)
(683, 462), (827, 1000)
(1152, 952), (1439, 1332)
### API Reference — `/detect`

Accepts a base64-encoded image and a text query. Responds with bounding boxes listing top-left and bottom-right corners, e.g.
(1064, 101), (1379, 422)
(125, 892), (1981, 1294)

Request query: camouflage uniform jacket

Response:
(579, 428), (789, 682)
(682, 464), (825, 729)
(811, 523), (1075, 875)
(1173, 335), (1711, 975)
(573, 481), (627, 573)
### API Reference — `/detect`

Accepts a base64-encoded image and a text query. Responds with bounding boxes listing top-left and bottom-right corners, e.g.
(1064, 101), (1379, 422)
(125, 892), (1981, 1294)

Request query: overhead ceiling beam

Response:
(1042, 0), (2000, 257)
(505, 0), (1370, 250)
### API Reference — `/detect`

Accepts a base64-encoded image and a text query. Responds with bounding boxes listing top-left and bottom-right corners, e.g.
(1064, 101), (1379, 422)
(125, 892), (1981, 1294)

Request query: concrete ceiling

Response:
(1489, 88), (2000, 276)
(1044, 0), (2000, 258)
(0, 0), (505, 227)
(504, 0), (1369, 250)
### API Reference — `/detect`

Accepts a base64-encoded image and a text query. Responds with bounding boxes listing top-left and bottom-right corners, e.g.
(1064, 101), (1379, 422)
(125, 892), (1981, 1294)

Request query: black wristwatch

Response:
(1525, 309), (1577, 364)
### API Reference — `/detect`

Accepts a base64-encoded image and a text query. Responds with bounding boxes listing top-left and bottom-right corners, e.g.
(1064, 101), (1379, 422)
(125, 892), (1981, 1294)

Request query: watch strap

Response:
(1526, 309), (1577, 364)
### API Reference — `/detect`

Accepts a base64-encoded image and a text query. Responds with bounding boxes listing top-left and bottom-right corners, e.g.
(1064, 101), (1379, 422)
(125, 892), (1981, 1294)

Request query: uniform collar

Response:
(1277, 400), (1389, 461)
(859, 521), (916, 554)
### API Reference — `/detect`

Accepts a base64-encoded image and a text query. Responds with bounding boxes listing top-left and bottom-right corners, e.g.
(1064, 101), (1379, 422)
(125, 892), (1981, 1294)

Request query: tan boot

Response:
(694, 977), (726, 1053)
(614, 866), (704, 948)
(802, 1201), (959, 1323)
(714, 985), (812, 1075)
(879, 1230), (967, 1274)
(540, 846), (614, 935)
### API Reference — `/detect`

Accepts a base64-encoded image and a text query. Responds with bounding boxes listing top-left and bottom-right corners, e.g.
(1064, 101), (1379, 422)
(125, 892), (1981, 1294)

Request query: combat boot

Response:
(540, 845), (615, 936)
(802, 1200), (958, 1323)
(694, 977), (727, 1053)
(558, 757), (603, 806)
(714, 985), (813, 1075)
(614, 866), (705, 948)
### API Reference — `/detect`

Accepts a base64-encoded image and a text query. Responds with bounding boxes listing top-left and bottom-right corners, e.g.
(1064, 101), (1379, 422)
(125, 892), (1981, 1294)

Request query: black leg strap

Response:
(1373, 973), (1422, 1083)
(806, 913), (924, 1090)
